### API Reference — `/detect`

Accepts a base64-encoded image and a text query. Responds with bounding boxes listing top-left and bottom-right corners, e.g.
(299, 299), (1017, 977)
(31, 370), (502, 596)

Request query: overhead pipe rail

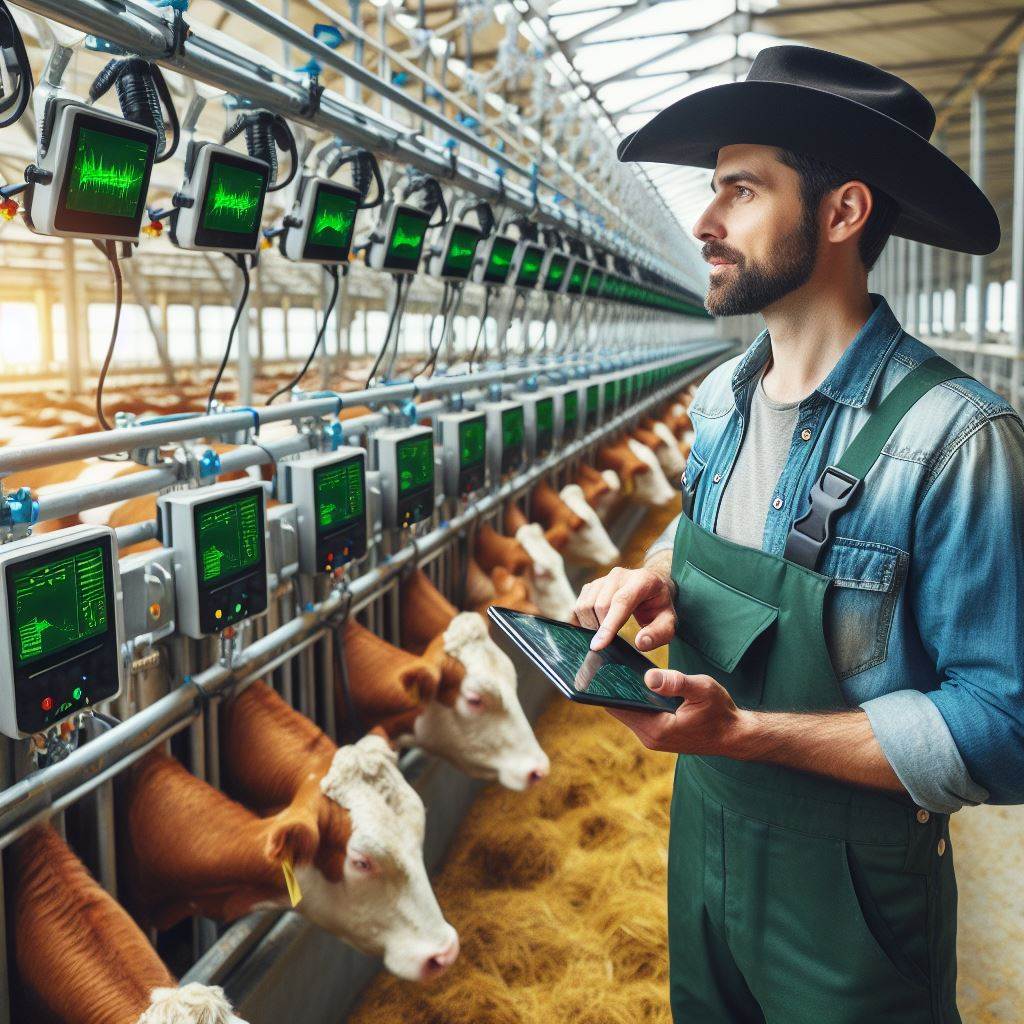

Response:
(7, 0), (696, 289)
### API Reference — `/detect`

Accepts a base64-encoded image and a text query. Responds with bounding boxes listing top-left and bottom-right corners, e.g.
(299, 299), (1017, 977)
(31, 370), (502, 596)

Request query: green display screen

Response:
(484, 236), (516, 284)
(459, 418), (486, 468)
(10, 546), (108, 666)
(305, 184), (359, 260)
(586, 384), (599, 418)
(65, 126), (150, 220)
(314, 458), (364, 533)
(605, 380), (618, 410)
(202, 158), (266, 235)
(567, 264), (587, 295)
(442, 224), (483, 279)
(397, 435), (434, 493)
(563, 390), (578, 427)
(536, 397), (554, 435)
(586, 271), (605, 296)
(502, 406), (525, 450)
(515, 246), (544, 288)
(384, 206), (430, 272)
(196, 493), (262, 584)
(544, 254), (569, 292)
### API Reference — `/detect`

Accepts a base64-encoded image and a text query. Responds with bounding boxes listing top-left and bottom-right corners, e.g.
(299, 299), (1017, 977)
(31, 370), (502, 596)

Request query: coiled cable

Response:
(88, 59), (179, 163)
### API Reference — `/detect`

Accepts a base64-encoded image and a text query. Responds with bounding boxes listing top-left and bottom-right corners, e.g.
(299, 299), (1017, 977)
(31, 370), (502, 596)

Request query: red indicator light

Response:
(326, 552), (334, 561)
(40, 696), (54, 712)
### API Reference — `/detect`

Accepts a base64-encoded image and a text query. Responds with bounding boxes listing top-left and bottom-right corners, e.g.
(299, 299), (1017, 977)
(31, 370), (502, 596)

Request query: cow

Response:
(464, 557), (540, 617)
(398, 568), (549, 789)
(640, 417), (688, 480)
(574, 462), (622, 519)
(625, 437), (677, 505)
(473, 522), (534, 577)
(8, 824), (247, 1024)
(557, 484), (620, 566)
(120, 728), (457, 982)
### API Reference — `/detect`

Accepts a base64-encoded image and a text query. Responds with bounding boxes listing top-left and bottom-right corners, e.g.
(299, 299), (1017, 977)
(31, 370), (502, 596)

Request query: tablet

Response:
(487, 606), (682, 714)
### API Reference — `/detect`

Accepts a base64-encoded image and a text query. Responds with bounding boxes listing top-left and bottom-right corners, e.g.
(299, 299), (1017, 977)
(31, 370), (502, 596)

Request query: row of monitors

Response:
(0, 353), (707, 738)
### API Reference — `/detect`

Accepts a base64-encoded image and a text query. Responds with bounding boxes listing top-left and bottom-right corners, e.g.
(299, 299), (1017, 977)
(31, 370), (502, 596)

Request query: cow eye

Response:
(462, 691), (486, 713)
(347, 850), (376, 875)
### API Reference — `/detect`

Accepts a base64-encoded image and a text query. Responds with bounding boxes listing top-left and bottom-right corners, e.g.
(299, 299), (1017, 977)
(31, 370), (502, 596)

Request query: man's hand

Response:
(572, 559), (677, 653)
(606, 668), (749, 755)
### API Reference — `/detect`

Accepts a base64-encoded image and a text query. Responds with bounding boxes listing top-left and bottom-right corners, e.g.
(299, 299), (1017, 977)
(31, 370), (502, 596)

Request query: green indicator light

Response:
(234, 603), (242, 614)
(314, 458), (364, 533)
(196, 494), (262, 584)
(397, 436), (434, 493)
(72, 687), (83, 701)
(66, 127), (150, 219)
(10, 545), (109, 667)
(459, 418), (486, 469)
(202, 160), (266, 234)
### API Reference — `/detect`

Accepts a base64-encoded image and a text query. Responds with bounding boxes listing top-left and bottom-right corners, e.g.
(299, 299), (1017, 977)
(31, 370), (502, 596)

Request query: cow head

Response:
(295, 734), (458, 982)
(626, 438), (676, 506)
(650, 420), (687, 480)
(138, 984), (248, 1024)
(558, 484), (620, 565)
(512, 523), (575, 621)
(410, 612), (549, 791)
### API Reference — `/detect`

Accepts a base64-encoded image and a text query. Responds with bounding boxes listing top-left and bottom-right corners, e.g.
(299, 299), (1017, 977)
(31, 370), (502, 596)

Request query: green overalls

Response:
(667, 357), (964, 1023)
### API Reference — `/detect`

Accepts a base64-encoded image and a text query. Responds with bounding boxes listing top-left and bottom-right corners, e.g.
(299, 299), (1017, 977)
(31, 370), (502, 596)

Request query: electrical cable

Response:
(93, 240), (122, 432)
(411, 281), (451, 378)
(364, 275), (405, 388)
(223, 111), (298, 192)
(266, 265), (342, 404)
(88, 59), (179, 162)
(0, 0), (32, 129)
(468, 287), (491, 371)
(207, 254), (251, 413)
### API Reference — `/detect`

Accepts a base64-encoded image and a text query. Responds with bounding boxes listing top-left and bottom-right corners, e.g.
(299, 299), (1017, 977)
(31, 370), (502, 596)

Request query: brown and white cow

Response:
(557, 483), (620, 566)
(398, 569), (549, 789)
(9, 824), (247, 1024)
(473, 522), (533, 577)
(120, 726), (457, 982)
(464, 557), (540, 617)
(625, 437), (676, 505)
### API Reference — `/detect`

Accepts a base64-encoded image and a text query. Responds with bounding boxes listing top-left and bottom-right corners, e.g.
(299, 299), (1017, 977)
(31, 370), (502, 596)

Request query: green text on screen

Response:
(197, 494), (262, 583)
(315, 459), (364, 533)
(397, 436), (434, 493)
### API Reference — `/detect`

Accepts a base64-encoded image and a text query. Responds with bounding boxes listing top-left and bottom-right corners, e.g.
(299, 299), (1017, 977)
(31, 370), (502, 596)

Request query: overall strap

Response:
(784, 356), (968, 570)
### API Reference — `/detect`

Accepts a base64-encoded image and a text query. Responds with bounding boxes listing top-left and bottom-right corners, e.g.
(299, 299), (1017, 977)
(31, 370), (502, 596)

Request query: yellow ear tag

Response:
(282, 858), (303, 908)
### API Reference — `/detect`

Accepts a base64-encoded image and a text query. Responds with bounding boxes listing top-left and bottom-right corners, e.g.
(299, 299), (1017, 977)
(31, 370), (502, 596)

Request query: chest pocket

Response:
(680, 449), (707, 519)
(820, 537), (907, 681)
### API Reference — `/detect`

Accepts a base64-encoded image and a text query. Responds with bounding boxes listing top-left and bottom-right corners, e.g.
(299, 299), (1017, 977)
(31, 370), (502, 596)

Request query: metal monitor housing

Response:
(374, 425), (436, 529)
(436, 410), (488, 498)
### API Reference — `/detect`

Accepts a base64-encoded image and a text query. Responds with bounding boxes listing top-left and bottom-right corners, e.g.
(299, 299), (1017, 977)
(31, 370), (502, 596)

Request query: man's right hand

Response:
(572, 560), (677, 653)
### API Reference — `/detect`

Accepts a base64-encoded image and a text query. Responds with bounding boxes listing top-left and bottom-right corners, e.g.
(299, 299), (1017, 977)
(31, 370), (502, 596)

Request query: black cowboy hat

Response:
(617, 45), (999, 255)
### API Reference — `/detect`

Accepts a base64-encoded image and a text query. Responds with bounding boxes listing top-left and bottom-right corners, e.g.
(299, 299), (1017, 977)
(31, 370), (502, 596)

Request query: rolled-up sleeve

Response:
(861, 412), (1024, 812)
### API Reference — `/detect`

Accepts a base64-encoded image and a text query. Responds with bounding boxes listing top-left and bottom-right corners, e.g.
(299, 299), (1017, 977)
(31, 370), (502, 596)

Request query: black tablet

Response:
(487, 606), (681, 714)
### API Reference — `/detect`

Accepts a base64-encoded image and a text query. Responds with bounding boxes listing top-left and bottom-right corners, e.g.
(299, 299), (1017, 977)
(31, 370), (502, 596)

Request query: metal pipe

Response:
(971, 89), (987, 375)
(1011, 42), (1024, 411)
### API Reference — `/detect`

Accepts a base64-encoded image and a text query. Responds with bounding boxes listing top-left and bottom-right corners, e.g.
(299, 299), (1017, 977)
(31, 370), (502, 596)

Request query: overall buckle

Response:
(784, 465), (861, 570)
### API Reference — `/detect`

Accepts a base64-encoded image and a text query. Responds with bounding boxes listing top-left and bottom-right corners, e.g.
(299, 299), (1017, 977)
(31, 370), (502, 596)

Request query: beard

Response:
(703, 205), (820, 317)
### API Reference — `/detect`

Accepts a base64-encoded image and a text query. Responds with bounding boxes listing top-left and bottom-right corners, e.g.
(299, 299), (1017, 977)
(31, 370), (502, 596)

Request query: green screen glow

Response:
(516, 246), (544, 287)
(502, 406), (525, 450)
(544, 254), (569, 291)
(197, 493), (262, 583)
(315, 459), (364, 533)
(11, 546), (108, 666)
(398, 435), (434, 493)
(442, 224), (482, 278)
(563, 391), (578, 427)
(385, 207), (429, 271)
(202, 160), (266, 234)
(308, 188), (358, 252)
(66, 127), (149, 219)
(536, 397), (553, 434)
(567, 265), (586, 295)
(459, 418), (486, 468)
(484, 237), (516, 284)
(587, 385), (599, 417)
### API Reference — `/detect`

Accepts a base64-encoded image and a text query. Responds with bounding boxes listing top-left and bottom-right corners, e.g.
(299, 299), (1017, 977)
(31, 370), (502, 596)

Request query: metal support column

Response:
(62, 237), (83, 394)
(1011, 42), (1024, 410)
(971, 90), (987, 376)
(35, 287), (53, 373)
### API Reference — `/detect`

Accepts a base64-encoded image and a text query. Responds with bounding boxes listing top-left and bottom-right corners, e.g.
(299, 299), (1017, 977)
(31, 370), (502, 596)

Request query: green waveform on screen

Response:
(391, 225), (423, 253)
(75, 152), (145, 199)
(210, 182), (261, 220)
(312, 208), (354, 239)
(448, 240), (475, 261)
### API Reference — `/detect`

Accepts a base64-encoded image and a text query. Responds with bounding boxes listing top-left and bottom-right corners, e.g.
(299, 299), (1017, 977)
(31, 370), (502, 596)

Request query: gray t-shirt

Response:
(715, 366), (801, 549)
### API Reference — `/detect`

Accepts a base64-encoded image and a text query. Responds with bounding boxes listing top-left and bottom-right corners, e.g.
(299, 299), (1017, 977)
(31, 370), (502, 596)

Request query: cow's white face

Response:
(139, 984), (248, 1024)
(650, 421), (687, 480)
(411, 613), (549, 791)
(626, 439), (676, 506)
(298, 735), (458, 982)
(559, 484), (620, 565)
(593, 469), (622, 519)
(513, 523), (575, 621)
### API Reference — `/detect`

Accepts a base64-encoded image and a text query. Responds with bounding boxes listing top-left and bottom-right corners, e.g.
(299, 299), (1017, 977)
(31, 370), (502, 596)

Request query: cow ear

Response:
(367, 724), (392, 745)
(265, 805), (319, 867)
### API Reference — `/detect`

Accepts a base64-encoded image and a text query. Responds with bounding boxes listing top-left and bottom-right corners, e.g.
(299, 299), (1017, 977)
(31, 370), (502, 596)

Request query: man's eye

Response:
(736, 186), (753, 198)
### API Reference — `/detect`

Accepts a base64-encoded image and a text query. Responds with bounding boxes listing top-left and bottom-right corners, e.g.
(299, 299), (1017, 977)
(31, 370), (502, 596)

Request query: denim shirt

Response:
(650, 293), (1024, 815)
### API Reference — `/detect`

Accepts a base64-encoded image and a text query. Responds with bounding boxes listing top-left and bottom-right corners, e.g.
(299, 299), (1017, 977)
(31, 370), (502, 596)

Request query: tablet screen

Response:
(489, 607), (680, 713)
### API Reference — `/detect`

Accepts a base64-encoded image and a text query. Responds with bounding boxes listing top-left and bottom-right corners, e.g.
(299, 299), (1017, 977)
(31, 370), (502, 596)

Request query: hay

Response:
(349, 502), (682, 1024)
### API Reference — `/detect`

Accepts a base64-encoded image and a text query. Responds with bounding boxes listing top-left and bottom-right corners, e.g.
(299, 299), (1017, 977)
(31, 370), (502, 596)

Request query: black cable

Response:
(364, 275), (405, 388)
(207, 254), (250, 413)
(468, 287), (491, 371)
(223, 111), (298, 193)
(267, 265), (342, 404)
(93, 240), (122, 431)
(89, 59), (179, 162)
(414, 282), (453, 378)
(0, 0), (32, 129)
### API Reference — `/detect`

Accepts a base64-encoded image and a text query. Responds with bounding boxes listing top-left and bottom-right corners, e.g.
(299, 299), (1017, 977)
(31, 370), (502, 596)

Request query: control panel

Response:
(521, 392), (555, 461)
(437, 411), (487, 498)
(0, 525), (124, 739)
(553, 384), (580, 444)
(375, 426), (435, 529)
(171, 143), (271, 254)
(474, 233), (517, 286)
(483, 400), (526, 482)
(27, 104), (157, 242)
(158, 481), (269, 638)
(368, 203), (431, 273)
(280, 448), (368, 573)
(282, 177), (360, 264)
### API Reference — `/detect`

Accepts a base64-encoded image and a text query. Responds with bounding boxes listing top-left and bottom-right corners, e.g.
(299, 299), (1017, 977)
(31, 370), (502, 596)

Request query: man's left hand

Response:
(607, 668), (750, 755)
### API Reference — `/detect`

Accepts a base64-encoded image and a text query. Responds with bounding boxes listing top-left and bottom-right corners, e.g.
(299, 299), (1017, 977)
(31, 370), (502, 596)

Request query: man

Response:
(573, 44), (1024, 1023)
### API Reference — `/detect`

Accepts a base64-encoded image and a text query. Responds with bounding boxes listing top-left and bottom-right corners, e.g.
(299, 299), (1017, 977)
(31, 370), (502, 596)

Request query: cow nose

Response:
(527, 764), (549, 786)
(420, 934), (460, 981)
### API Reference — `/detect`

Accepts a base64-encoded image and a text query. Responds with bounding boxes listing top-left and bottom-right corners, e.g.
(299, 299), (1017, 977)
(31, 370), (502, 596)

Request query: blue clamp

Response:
(226, 406), (262, 435)
(487, 382), (503, 401)
(323, 421), (346, 450)
(296, 57), (323, 77)
(313, 23), (344, 48)
(153, 0), (189, 8)
(391, 71), (409, 86)
(523, 374), (538, 392)
(84, 35), (130, 54)
(399, 398), (417, 424)
(448, 393), (464, 412)
(2, 488), (39, 528)
(198, 449), (221, 479)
